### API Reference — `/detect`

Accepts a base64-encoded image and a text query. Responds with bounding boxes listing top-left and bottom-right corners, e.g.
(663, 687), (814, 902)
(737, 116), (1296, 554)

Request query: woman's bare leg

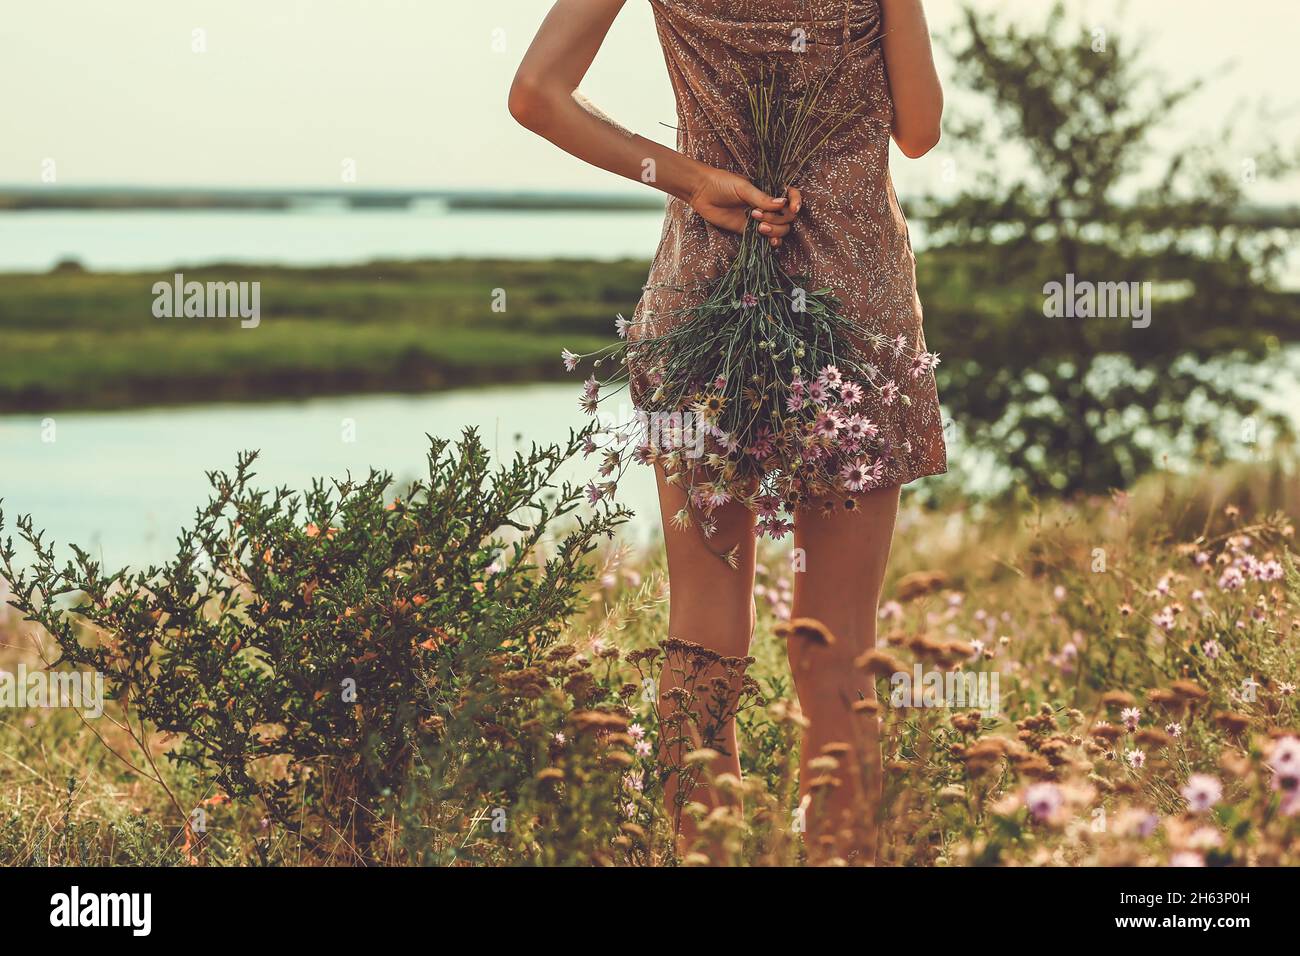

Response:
(788, 485), (900, 860)
(653, 464), (756, 849)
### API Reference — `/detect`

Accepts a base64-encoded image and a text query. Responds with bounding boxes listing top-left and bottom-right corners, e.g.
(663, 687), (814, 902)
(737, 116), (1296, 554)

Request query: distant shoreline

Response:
(1, 188), (1296, 227)
(0, 187), (666, 214)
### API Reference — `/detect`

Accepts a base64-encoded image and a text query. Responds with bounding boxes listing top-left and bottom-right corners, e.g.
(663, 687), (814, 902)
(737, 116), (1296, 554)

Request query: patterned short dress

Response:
(629, 0), (947, 488)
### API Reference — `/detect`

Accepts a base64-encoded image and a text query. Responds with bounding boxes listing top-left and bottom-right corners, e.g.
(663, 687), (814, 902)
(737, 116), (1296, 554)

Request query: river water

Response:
(0, 384), (676, 568)
(0, 204), (668, 272)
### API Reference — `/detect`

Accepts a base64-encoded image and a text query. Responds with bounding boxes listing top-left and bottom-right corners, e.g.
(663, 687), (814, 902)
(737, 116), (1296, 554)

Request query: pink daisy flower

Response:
(818, 365), (842, 388)
(760, 517), (794, 539)
(1024, 782), (1063, 822)
(841, 458), (870, 493)
(1218, 566), (1245, 591)
(1269, 736), (1300, 769)
(813, 412), (840, 439)
(1257, 559), (1284, 581)
(838, 381), (864, 407)
(706, 488), (732, 510)
(909, 351), (941, 378)
(1182, 774), (1222, 813)
(746, 427), (776, 459)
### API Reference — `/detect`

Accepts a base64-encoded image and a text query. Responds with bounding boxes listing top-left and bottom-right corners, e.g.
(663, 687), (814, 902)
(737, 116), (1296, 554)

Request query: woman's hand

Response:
(510, 0), (809, 236)
(688, 168), (804, 247)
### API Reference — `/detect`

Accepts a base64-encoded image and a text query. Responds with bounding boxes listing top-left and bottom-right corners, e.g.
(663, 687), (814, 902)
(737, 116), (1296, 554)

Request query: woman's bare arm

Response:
(880, 0), (943, 158)
(508, 0), (802, 244)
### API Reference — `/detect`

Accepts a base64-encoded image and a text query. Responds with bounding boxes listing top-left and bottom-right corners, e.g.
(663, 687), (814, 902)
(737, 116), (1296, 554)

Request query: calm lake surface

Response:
(0, 384), (666, 568)
(0, 205), (669, 272)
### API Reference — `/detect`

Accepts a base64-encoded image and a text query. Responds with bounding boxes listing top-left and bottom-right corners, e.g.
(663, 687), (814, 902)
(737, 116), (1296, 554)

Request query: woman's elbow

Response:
(895, 90), (944, 158)
(508, 72), (550, 131)
(896, 125), (941, 159)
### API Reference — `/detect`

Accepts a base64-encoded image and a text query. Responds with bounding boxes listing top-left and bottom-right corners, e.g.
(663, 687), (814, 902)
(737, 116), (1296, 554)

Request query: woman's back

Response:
(637, 0), (946, 488)
(649, 0), (894, 169)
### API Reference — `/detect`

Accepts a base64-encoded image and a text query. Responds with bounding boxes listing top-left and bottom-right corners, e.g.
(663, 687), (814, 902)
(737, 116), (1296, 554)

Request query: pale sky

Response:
(2, 0), (1297, 200)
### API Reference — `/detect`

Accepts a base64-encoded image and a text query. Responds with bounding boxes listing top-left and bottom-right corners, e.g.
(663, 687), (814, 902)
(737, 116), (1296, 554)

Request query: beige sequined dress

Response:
(631, 0), (947, 487)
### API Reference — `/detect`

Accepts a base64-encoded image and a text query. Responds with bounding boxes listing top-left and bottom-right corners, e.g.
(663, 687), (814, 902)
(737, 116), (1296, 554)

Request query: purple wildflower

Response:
(1181, 774), (1223, 813)
(1024, 782), (1063, 822)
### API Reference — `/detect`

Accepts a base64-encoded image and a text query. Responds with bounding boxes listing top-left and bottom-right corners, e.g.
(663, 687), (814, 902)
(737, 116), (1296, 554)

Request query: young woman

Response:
(510, 0), (946, 855)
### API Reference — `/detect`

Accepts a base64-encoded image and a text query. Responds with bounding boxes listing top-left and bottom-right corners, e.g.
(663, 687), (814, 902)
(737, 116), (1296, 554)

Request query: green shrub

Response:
(1, 427), (627, 862)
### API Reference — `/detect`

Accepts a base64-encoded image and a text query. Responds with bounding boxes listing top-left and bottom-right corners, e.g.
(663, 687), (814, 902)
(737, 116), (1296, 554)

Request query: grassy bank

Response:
(0, 245), (1084, 414)
(0, 258), (640, 412)
(3, 246), (1297, 417)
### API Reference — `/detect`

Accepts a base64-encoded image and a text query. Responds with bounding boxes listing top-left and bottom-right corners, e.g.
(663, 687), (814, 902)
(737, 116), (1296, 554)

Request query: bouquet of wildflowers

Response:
(563, 64), (939, 554)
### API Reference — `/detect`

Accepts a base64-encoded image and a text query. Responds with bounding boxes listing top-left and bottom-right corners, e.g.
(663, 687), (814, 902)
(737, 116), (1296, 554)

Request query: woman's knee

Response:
(785, 623), (858, 690)
(667, 568), (754, 653)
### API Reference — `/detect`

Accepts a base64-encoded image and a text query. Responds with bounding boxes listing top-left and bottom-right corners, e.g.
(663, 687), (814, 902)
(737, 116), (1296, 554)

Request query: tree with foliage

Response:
(924, 0), (1299, 495)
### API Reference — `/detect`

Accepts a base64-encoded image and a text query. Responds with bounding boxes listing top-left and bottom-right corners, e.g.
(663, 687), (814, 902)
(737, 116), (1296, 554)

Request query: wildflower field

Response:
(0, 432), (1296, 867)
